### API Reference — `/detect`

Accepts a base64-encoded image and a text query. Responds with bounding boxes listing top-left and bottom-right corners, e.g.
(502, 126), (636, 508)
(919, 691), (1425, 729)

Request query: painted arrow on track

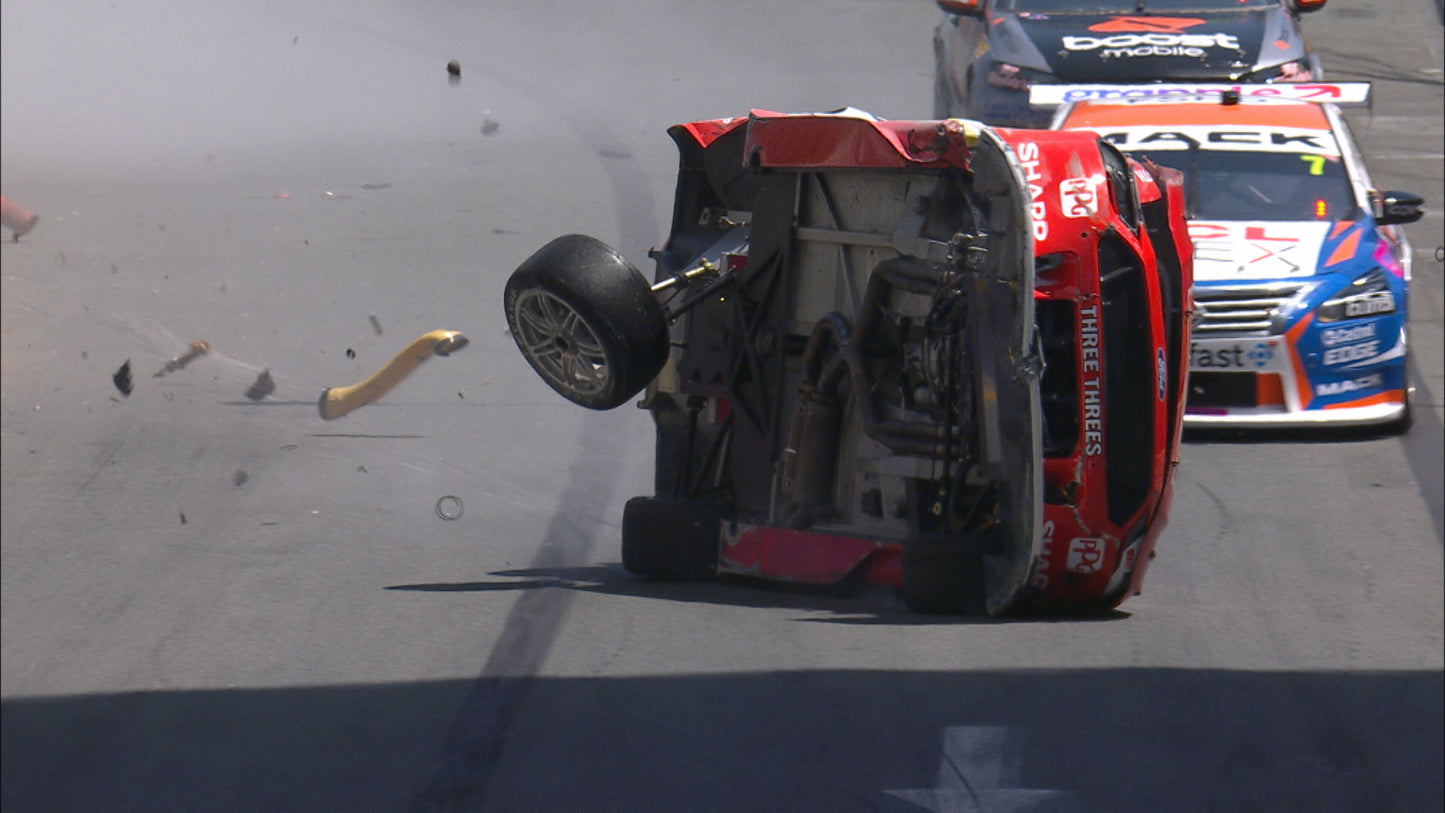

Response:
(885, 726), (1068, 812)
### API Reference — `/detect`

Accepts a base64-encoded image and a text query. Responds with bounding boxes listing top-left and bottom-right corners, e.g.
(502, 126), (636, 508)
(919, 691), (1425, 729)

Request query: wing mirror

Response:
(1377, 191), (1425, 226)
(937, 0), (985, 16)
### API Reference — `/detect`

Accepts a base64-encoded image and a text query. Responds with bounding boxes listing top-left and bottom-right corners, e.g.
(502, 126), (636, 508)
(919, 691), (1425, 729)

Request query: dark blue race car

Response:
(934, 0), (1326, 126)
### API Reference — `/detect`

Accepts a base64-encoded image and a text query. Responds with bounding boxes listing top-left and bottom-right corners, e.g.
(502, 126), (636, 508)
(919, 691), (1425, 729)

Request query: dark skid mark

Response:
(408, 66), (657, 809)
(385, 579), (564, 593)
(412, 418), (631, 809)
(1402, 358), (1445, 545)
(307, 433), (424, 439)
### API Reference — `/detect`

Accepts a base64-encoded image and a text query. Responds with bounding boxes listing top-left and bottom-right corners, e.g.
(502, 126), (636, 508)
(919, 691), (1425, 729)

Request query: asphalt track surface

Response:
(2, 1), (1441, 810)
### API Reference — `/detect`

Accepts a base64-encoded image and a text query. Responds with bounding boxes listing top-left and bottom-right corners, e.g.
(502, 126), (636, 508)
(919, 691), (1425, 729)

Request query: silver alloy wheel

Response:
(511, 287), (612, 400)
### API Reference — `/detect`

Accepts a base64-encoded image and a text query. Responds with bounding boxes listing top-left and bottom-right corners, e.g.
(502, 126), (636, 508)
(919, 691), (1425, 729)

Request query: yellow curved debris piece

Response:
(319, 329), (468, 420)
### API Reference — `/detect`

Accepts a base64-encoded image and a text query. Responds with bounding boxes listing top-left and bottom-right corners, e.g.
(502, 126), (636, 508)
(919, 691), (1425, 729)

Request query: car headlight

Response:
(986, 61), (1056, 91)
(1316, 268), (1398, 323)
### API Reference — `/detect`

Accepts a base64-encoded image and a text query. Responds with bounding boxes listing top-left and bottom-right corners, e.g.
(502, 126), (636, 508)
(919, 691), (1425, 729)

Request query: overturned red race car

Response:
(505, 110), (1192, 614)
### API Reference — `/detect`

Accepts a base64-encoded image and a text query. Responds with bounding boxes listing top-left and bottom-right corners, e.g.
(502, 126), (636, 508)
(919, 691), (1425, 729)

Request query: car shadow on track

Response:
(384, 565), (1131, 626)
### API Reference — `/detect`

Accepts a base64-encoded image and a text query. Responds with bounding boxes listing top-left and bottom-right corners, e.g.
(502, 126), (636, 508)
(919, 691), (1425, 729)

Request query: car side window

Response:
(1099, 142), (1142, 234)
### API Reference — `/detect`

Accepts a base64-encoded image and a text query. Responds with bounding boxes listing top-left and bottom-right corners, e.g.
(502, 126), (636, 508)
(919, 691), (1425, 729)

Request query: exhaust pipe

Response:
(319, 330), (468, 420)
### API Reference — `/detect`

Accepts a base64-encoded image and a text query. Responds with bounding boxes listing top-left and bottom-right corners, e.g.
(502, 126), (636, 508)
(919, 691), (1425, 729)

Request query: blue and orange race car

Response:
(1047, 83), (1424, 431)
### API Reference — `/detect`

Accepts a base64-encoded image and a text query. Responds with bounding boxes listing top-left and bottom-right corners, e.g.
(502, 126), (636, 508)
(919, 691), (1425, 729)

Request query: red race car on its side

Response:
(505, 110), (1192, 614)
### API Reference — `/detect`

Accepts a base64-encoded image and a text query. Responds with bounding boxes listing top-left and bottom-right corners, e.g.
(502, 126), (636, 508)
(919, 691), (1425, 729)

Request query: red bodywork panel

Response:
(745, 113), (975, 169)
(673, 111), (977, 169)
(721, 525), (902, 587)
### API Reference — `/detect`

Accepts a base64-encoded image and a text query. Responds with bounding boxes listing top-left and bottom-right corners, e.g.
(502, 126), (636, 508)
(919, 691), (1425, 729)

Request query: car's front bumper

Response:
(1184, 395), (1408, 429)
(1183, 325), (1409, 429)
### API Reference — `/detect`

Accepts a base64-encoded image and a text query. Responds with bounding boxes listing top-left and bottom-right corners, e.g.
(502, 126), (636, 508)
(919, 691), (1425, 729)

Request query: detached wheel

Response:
(902, 533), (988, 615)
(622, 497), (724, 581)
(504, 234), (670, 410)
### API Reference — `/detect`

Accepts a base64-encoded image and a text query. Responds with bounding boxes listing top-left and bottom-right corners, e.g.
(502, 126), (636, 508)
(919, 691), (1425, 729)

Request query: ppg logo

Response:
(1067, 537), (1107, 574)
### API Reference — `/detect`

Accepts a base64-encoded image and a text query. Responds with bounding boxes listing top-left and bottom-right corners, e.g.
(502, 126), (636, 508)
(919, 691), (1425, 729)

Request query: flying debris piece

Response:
(154, 340), (211, 378)
(435, 495), (463, 520)
(245, 369), (276, 401)
(1, 194), (39, 240)
(446, 59), (461, 77)
(319, 329), (469, 420)
(113, 360), (133, 396)
(369, 313), (384, 335)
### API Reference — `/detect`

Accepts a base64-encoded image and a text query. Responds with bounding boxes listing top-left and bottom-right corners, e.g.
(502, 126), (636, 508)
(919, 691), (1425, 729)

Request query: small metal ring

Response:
(435, 495), (464, 520)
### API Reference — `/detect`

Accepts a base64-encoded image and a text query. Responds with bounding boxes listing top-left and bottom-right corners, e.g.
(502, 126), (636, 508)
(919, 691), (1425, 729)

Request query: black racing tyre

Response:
(1384, 386), (1414, 436)
(1382, 337), (1414, 436)
(504, 234), (670, 410)
(901, 533), (988, 615)
(621, 496), (724, 581)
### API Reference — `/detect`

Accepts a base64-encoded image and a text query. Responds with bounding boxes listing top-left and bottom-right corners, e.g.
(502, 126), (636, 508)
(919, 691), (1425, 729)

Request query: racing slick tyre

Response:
(1385, 391), (1414, 436)
(505, 234), (670, 410)
(621, 496), (724, 581)
(901, 533), (989, 615)
(1384, 357), (1414, 436)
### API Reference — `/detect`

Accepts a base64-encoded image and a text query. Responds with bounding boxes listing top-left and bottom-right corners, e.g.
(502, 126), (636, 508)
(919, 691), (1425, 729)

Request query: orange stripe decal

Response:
(1323, 390), (1406, 409)
(1324, 228), (1361, 268)
(1256, 374), (1286, 407)
(1285, 313), (1315, 409)
(1064, 102), (1330, 130)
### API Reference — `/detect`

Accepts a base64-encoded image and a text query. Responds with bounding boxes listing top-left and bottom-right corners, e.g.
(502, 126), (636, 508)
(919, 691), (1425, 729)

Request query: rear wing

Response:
(1029, 82), (1372, 110)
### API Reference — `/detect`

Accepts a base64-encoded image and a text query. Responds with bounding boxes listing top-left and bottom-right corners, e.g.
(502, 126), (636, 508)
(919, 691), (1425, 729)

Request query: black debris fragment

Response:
(233, 470), (249, 487)
(245, 369), (276, 401)
(369, 313), (383, 335)
(446, 59), (461, 77)
(346, 348), (356, 359)
(113, 360), (133, 396)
